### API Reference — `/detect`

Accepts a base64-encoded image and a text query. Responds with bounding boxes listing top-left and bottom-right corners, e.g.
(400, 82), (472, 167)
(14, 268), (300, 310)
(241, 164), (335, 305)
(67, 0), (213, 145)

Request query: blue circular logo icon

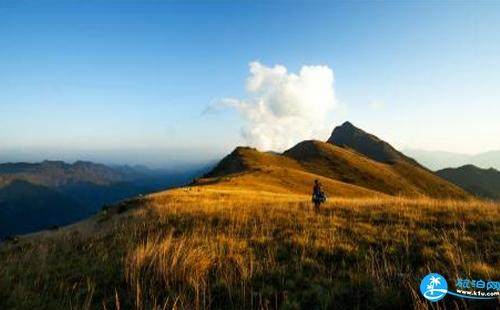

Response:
(420, 273), (448, 302)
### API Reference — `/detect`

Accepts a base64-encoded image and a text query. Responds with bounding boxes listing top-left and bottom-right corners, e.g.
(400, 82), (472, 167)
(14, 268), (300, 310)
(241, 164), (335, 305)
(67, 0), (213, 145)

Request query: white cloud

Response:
(208, 61), (336, 151)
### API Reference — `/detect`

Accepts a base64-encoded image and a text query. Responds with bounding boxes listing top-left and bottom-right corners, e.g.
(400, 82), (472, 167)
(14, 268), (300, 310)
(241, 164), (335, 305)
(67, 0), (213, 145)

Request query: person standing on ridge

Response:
(312, 179), (326, 212)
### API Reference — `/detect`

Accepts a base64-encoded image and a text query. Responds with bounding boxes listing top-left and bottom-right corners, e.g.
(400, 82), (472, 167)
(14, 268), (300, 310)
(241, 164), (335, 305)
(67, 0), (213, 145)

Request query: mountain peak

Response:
(330, 122), (374, 140)
(327, 122), (420, 166)
(339, 121), (355, 129)
(203, 147), (256, 178)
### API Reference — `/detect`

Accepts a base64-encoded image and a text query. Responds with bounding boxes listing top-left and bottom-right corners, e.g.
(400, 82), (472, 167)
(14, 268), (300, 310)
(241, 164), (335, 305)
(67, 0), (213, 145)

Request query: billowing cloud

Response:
(209, 61), (336, 151)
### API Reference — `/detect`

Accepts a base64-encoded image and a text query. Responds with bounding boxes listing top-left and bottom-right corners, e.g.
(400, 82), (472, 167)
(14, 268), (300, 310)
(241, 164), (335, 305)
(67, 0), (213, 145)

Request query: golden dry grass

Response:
(206, 141), (470, 200)
(0, 185), (498, 309)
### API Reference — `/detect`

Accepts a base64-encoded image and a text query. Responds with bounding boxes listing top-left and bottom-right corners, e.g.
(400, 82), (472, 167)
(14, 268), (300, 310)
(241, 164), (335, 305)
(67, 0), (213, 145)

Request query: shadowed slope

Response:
(0, 180), (86, 236)
(328, 121), (421, 166)
(437, 165), (500, 200)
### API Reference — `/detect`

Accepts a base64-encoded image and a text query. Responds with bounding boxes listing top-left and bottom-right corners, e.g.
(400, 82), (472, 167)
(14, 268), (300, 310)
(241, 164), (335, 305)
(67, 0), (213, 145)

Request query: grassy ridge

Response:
(1, 187), (498, 309)
(205, 141), (470, 200)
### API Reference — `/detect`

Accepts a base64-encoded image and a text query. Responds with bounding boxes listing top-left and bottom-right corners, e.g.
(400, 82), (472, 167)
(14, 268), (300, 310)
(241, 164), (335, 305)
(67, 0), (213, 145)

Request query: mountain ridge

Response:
(437, 164), (500, 200)
(0, 180), (86, 236)
(200, 123), (470, 200)
(0, 161), (207, 236)
(327, 121), (421, 166)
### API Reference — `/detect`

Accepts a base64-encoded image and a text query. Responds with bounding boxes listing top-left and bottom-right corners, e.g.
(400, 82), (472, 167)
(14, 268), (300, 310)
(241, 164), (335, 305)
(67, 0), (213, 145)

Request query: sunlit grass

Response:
(0, 187), (498, 309)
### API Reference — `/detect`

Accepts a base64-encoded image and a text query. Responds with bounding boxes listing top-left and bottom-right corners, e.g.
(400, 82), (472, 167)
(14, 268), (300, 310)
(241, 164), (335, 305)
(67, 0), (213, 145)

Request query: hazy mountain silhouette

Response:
(0, 161), (209, 237)
(437, 165), (500, 200)
(404, 149), (500, 171)
(0, 180), (86, 236)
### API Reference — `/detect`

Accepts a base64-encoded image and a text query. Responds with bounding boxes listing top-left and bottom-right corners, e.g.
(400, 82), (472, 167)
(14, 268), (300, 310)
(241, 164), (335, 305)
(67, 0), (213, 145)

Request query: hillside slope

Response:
(200, 147), (383, 198)
(0, 160), (125, 187)
(327, 121), (421, 166)
(0, 161), (205, 237)
(201, 138), (469, 200)
(0, 186), (497, 309)
(321, 122), (469, 199)
(0, 180), (86, 236)
(437, 165), (500, 200)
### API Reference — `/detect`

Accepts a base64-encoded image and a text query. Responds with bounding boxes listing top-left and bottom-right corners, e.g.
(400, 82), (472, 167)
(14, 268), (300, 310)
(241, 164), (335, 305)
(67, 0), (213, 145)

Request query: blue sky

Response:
(1, 1), (499, 167)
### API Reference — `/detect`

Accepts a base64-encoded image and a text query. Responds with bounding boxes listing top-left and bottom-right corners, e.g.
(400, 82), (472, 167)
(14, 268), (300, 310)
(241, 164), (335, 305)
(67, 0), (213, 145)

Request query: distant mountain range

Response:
(3, 122), (497, 238)
(403, 149), (500, 171)
(201, 122), (469, 200)
(0, 161), (209, 237)
(0, 179), (87, 236)
(437, 165), (500, 200)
